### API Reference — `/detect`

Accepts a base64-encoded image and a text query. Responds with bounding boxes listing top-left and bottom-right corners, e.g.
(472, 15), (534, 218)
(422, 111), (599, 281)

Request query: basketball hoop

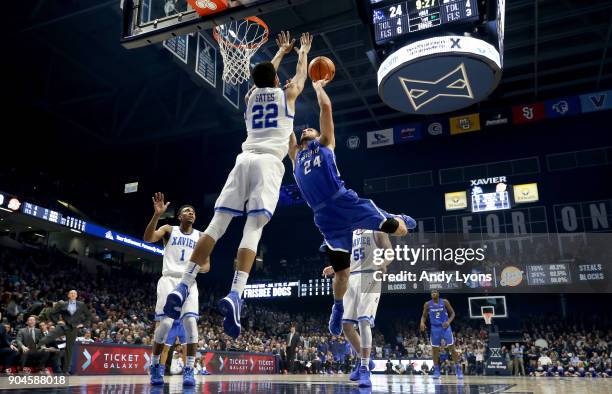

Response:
(483, 312), (493, 325)
(214, 16), (269, 85)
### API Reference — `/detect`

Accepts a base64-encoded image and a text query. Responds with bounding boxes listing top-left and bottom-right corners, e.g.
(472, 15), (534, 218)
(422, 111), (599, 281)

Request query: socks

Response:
(152, 354), (160, 366)
(186, 356), (195, 369)
(230, 270), (249, 297)
(361, 357), (370, 368)
(181, 262), (199, 286)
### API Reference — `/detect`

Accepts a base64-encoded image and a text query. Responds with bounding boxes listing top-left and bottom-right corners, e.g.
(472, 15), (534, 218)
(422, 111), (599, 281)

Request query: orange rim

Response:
(213, 16), (269, 49)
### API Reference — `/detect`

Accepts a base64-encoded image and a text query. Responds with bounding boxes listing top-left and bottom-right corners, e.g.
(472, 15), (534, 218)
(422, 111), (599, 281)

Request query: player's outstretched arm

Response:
(443, 299), (455, 326)
(288, 131), (298, 165)
(285, 33), (313, 105)
(313, 78), (335, 149)
(143, 192), (172, 243)
(420, 301), (429, 331)
(271, 31), (295, 71)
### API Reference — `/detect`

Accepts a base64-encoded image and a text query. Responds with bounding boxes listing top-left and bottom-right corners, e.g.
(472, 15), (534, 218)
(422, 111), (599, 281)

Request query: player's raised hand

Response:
(283, 78), (294, 90)
(322, 265), (335, 278)
(152, 192), (170, 216)
(275, 31), (295, 54)
(312, 74), (331, 90)
(295, 32), (313, 55)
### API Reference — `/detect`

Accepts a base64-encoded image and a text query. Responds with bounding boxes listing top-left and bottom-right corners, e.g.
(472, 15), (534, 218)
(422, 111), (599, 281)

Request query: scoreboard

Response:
(526, 264), (571, 286)
(242, 278), (332, 299)
(371, 0), (479, 44)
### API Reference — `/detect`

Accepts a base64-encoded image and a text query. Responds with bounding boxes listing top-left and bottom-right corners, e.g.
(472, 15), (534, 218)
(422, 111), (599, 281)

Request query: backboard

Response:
(468, 295), (508, 319)
(121, 0), (308, 49)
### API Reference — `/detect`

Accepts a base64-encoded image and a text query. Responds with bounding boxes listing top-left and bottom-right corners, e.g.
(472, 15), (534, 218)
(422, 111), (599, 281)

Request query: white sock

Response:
(361, 357), (370, 368)
(186, 356), (195, 368)
(181, 262), (199, 286)
(152, 354), (160, 366)
(230, 270), (249, 297)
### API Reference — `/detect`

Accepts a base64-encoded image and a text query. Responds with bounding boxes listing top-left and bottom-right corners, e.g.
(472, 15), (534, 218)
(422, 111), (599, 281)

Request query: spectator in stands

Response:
(0, 312), (19, 370)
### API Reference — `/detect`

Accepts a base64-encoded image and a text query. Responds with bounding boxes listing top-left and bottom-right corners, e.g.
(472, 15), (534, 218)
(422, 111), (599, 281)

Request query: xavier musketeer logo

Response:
(399, 63), (474, 112)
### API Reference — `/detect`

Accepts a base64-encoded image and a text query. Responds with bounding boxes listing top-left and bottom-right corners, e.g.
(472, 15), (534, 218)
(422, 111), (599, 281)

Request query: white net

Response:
(214, 17), (269, 86)
(483, 312), (493, 325)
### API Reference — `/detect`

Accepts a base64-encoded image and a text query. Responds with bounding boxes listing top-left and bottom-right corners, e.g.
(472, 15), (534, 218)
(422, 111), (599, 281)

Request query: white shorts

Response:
(214, 151), (285, 219)
(342, 272), (381, 327)
(155, 276), (199, 321)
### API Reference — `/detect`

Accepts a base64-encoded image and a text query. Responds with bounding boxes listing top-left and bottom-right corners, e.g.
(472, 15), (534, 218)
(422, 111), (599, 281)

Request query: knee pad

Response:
(182, 316), (198, 344)
(238, 215), (268, 252)
(154, 317), (173, 344)
(203, 212), (233, 241)
(358, 319), (373, 350)
(380, 217), (400, 234)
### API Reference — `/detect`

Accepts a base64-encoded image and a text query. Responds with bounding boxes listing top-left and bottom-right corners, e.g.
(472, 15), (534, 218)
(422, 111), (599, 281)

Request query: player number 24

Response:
(252, 103), (278, 129)
(303, 155), (322, 175)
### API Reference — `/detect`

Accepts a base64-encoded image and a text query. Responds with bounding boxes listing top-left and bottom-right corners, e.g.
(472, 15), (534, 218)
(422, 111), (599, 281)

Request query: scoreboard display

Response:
(526, 264), (571, 286)
(371, 0), (479, 44)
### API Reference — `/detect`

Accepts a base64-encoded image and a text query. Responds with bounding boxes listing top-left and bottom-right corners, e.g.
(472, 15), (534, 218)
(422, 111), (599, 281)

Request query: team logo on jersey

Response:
(105, 231), (114, 240)
(399, 63), (474, 112)
(346, 136), (361, 150)
(500, 266), (523, 287)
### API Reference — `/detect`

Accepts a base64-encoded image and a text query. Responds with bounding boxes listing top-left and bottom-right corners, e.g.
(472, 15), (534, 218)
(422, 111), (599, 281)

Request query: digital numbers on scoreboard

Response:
(372, 0), (479, 44)
(526, 264), (571, 286)
(300, 278), (333, 297)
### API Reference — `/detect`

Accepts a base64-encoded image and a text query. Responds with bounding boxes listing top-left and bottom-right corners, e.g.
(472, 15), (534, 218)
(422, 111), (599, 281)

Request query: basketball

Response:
(308, 56), (335, 82)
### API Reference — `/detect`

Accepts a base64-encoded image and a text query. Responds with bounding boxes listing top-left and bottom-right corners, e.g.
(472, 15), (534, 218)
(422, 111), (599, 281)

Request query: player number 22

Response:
(303, 155), (322, 175)
(252, 103), (278, 129)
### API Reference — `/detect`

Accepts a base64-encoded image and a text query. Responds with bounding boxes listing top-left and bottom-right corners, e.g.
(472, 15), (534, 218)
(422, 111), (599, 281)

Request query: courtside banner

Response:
(72, 343), (151, 375)
(201, 351), (277, 374)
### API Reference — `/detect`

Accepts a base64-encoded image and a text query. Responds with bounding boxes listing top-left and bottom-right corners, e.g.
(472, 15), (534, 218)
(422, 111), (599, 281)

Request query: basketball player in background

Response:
(322, 230), (393, 388)
(420, 289), (463, 379)
(144, 193), (209, 386)
(164, 31), (312, 339)
(289, 77), (416, 336)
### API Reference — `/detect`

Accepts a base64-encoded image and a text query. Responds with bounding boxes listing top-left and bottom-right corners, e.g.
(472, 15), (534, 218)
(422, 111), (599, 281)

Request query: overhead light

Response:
(0, 207), (12, 213)
(27, 226), (32, 229)
(57, 200), (69, 207)
(5, 229), (10, 232)
(34, 233), (45, 238)
(70, 229), (82, 234)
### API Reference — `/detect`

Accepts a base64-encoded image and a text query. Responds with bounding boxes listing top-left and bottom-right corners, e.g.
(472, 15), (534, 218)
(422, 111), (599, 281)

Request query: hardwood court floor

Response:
(1, 373), (608, 393)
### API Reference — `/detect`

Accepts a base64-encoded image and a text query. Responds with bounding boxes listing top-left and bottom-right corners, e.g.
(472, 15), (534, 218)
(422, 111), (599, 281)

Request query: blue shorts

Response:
(165, 321), (186, 346)
(314, 189), (394, 253)
(430, 325), (454, 347)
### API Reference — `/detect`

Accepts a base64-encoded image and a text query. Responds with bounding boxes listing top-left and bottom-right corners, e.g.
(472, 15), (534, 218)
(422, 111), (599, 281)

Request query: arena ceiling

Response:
(8, 0), (612, 146)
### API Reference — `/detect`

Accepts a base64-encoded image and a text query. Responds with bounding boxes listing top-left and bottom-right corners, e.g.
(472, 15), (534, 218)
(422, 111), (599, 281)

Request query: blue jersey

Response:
(428, 299), (449, 327)
(294, 139), (345, 207)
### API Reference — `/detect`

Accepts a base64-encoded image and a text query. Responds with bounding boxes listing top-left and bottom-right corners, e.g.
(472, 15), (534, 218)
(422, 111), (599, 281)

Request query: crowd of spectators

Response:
(1, 244), (611, 378)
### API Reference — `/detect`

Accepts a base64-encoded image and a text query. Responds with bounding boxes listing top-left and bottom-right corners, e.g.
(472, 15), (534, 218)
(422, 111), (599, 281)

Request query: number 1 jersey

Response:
(243, 87), (294, 161)
(163, 226), (200, 277)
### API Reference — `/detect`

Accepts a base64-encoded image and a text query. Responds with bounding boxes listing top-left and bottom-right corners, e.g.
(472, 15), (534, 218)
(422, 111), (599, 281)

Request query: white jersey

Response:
(350, 229), (381, 273)
(242, 87), (294, 161)
(162, 226), (200, 277)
